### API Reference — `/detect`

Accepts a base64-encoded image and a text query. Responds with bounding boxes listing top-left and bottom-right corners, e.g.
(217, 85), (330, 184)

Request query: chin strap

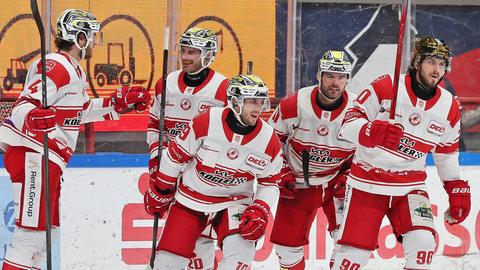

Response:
(231, 107), (249, 126)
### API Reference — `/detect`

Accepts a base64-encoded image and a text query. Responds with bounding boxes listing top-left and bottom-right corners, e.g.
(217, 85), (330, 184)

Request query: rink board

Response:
(1, 154), (480, 270)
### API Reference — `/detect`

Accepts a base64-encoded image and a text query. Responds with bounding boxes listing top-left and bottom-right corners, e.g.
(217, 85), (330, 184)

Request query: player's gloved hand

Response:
(359, 120), (403, 150)
(444, 180), (471, 225)
(111, 85), (151, 113)
(332, 170), (349, 200)
(278, 166), (297, 199)
(25, 107), (56, 133)
(143, 180), (175, 217)
(239, 200), (270, 241)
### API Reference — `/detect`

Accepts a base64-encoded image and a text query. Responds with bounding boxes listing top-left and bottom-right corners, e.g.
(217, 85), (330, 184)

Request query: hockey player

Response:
(0, 9), (150, 270)
(144, 74), (282, 270)
(268, 50), (356, 269)
(331, 37), (471, 269)
(146, 27), (229, 270)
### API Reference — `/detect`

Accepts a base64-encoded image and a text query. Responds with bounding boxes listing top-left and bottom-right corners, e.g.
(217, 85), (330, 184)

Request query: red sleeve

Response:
(191, 110), (210, 140)
(265, 133), (282, 160)
(279, 92), (299, 120)
(370, 74), (394, 103)
(447, 96), (461, 128)
(215, 79), (229, 106)
(37, 59), (70, 89)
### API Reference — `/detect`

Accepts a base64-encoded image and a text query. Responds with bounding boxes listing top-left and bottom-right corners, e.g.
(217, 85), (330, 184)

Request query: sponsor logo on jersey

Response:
(227, 148), (239, 160)
(167, 122), (188, 137)
(427, 121), (446, 136)
(317, 125), (329, 136)
(198, 101), (215, 112)
(63, 111), (82, 127)
(414, 202), (433, 220)
(198, 169), (248, 186)
(27, 170), (38, 217)
(309, 148), (342, 164)
(398, 138), (425, 158)
(409, 113), (421, 126)
(180, 98), (192, 110)
(246, 154), (269, 170)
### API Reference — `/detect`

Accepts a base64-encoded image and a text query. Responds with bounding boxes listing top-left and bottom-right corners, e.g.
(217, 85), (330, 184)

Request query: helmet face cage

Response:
(57, 9), (100, 51)
(412, 36), (452, 72)
(317, 50), (352, 79)
(179, 27), (218, 69)
(227, 74), (270, 114)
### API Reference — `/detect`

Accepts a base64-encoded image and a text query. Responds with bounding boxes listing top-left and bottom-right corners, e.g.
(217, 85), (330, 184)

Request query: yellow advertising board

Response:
(0, 0), (276, 98)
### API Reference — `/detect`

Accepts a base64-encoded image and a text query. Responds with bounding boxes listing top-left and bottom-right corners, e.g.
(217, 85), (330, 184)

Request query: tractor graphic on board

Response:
(93, 37), (145, 87)
(2, 49), (40, 91)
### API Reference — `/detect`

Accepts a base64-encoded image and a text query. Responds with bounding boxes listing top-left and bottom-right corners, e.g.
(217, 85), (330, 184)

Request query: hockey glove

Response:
(25, 107), (56, 133)
(444, 180), (471, 225)
(279, 166), (297, 199)
(239, 200), (270, 241)
(111, 85), (151, 113)
(143, 181), (175, 217)
(358, 120), (403, 150)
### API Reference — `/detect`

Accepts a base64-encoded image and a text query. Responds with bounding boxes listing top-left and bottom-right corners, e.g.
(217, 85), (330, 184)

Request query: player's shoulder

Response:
(437, 85), (461, 127)
(210, 69), (228, 80)
(259, 118), (282, 158)
(278, 89), (300, 119)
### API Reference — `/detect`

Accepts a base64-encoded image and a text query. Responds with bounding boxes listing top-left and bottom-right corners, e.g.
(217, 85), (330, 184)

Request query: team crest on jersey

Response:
(409, 113), (421, 126)
(317, 125), (329, 136)
(180, 98), (192, 110)
(45, 60), (56, 73)
(227, 148), (239, 160)
(427, 121), (446, 136)
(246, 154), (269, 170)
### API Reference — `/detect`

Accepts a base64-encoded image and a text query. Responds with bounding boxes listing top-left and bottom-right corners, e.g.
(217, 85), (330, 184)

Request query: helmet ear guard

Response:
(227, 74), (270, 115)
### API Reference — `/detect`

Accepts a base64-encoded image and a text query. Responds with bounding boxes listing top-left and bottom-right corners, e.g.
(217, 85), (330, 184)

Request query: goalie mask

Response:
(411, 36), (452, 72)
(56, 9), (100, 59)
(179, 27), (218, 69)
(227, 74), (270, 115)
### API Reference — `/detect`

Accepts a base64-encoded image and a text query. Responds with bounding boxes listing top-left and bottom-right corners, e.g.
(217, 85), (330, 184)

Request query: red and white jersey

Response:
(339, 74), (461, 195)
(147, 69), (228, 157)
(0, 52), (118, 168)
(268, 86), (356, 187)
(157, 107), (282, 212)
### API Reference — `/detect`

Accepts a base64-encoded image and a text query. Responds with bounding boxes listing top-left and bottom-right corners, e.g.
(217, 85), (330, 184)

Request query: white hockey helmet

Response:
(318, 50), (352, 79)
(179, 27), (218, 69)
(227, 74), (270, 115)
(56, 9), (100, 58)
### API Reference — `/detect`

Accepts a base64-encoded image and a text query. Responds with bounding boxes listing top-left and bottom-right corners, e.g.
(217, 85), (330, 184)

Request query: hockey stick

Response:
(30, 1), (52, 270)
(149, 26), (170, 270)
(389, 0), (409, 121)
(302, 150), (310, 187)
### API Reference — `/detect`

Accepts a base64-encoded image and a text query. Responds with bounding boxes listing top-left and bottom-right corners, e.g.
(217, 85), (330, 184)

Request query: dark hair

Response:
(54, 37), (75, 51)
